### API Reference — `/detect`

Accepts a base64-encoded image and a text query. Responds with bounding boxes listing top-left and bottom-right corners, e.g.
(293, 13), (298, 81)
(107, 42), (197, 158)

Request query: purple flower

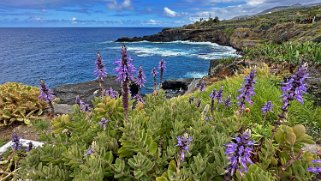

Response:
(86, 148), (95, 156)
(279, 65), (308, 120)
(237, 69), (256, 112)
(114, 46), (136, 82)
(261, 101), (273, 115)
(307, 167), (321, 173)
(25, 142), (33, 152)
(210, 89), (217, 112)
(75, 96), (90, 112)
(199, 80), (206, 92)
(176, 132), (192, 162)
(152, 67), (158, 93)
(225, 131), (254, 177)
(94, 53), (107, 80)
(159, 59), (166, 84)
(136, 66), (146, 88)
(134, 94), (144, 104)
(308, 159), (321, 174)
(152, 67), (158, 78)
(216, 86), (224, 103)
(98, 118), (110, 130)
(103, 88), (117, 99)
(12, 133), (22, 151)
(224, 95), (232, 108)
(38, 80), (54, 103)
(114, 46), (136, 119)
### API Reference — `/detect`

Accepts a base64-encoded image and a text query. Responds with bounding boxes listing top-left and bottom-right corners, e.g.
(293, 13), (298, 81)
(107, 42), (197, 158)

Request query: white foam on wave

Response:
(126, 46), (190, 57)
(110, 40), (239, 59)
(184, 71), (208, 78)
(99, 40), (114, 44)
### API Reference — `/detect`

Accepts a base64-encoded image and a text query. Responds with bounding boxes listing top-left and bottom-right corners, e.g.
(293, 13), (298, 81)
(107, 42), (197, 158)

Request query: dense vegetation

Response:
(0, 65), (318, 180)
(244, 42), (321, 64)
(182, 5), (321, 50)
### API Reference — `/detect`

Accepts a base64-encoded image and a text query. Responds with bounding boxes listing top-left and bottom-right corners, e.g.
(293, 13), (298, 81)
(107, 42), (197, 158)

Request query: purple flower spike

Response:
(176, 132), (192, 162)
(136, 66), (146, 88)
(237, 69), (256, 112)
(262, 101), (273, 115)
(114, 46), (136, 119)
(159, 59), (166, 84)
(279, 64), (308, 120)
(39, 80), (55, 115)
(152, 67), (158, 93)
(199, 80), (206, 92)
(152, 67), (158, 78)
(225, 130), (254, 177)
(210, 89), (217, 112)
(224, 95), (232, 108)
(94, 53), (107, 80)
(75, 96), (90, 112)
(38, 80), (54, 103)
(134, 94), (145, 104)
(103, 88), (117, 99)
(98, 118), (110, 130)
(114, 46), (136, 82)
(216, 86), (224, 103)
(12, 133), (22, 151)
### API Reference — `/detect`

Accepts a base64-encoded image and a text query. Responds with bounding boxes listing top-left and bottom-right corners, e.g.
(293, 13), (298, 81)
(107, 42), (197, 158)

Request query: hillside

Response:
(117, 5), (321, 51)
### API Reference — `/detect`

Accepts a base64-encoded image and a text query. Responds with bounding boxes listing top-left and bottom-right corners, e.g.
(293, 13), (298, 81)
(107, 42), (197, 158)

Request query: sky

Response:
(0, 0), (320, 27)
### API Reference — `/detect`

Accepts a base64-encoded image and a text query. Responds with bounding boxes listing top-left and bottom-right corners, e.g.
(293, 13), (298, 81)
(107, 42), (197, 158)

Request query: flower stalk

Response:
(115, 45), (136, 120)
(39, 79), (55, 115)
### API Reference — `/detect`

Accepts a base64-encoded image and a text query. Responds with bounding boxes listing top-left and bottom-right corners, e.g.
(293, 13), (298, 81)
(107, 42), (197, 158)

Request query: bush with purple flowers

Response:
(13, 55), (321, 181)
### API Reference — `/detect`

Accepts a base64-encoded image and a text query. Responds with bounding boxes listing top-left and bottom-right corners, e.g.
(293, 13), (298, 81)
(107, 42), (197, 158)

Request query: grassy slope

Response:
(182, 5), (321, 49)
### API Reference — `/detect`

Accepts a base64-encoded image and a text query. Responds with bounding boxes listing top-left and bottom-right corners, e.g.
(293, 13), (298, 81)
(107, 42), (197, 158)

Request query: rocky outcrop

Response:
(208, 59), (249, 77)
(161, 78), (199, 98)
(116, 28), (240, 50)
(53, 76), (121, 105)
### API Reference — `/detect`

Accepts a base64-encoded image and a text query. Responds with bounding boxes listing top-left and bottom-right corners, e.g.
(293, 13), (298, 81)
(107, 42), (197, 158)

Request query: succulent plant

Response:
(0, 82), (47, 126)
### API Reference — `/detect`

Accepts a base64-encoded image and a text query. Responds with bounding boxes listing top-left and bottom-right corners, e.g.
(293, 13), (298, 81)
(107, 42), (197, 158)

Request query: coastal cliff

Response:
(116, 5), (321, 51)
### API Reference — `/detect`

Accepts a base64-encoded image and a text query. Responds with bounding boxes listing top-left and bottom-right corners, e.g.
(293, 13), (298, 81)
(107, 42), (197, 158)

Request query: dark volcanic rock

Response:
(53, 76), (120, 105)
(162, 78), (194, 91)
(162, 78), (197, 98)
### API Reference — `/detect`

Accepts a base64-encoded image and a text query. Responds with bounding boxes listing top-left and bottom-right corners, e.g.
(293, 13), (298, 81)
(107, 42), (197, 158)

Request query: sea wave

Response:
(126, 46), (190, 57)
(108, 40), (239, 59)
(184, 72), (208, 78)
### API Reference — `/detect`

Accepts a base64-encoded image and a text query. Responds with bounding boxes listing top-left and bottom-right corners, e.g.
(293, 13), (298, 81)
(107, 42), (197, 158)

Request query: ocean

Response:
(0, 27), (238, 93)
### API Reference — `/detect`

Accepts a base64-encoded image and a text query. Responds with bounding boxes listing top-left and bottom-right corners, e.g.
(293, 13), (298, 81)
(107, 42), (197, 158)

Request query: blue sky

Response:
(0, 0), (319, 27)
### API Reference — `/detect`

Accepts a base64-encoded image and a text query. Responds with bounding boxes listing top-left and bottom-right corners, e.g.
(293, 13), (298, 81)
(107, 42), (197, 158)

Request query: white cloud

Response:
(164, 7), (177, 17)
(108, 0), (132, 10)
(246, 0), (265, 6)
(146, 19), (160, 25)
(71, 17), (77, 21)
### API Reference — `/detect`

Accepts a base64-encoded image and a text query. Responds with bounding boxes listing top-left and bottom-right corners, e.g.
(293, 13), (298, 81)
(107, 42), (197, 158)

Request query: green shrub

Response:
(14, 67), (321, 180)
(0, 82), (47, 126)
(244, 42), (321, 64)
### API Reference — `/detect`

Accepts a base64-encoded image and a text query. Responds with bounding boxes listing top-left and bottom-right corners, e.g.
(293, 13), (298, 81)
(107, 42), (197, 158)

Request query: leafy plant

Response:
(0, 82), (47, 126)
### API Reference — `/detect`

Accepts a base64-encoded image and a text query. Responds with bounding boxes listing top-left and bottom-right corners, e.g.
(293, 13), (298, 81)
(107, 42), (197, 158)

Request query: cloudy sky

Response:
(0, 0), (319, 27)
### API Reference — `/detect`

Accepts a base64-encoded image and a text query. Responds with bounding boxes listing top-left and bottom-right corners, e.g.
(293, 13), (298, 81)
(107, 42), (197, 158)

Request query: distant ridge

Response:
(232, 2), (321, 20)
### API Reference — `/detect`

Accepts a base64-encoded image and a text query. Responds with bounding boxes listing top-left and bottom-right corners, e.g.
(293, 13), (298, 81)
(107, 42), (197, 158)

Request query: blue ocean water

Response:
(0, 28), (237, 93)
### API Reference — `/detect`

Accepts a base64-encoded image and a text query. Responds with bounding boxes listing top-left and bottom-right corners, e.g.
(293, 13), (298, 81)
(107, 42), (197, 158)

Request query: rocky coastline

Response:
(53, 76), (201, 106)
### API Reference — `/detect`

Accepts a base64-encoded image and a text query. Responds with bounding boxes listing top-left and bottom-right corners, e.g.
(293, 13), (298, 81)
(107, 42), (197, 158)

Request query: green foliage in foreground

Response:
(0, 82), (47, 126)
(244, 42), (321, 64)
(16, 68), (321, 180)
